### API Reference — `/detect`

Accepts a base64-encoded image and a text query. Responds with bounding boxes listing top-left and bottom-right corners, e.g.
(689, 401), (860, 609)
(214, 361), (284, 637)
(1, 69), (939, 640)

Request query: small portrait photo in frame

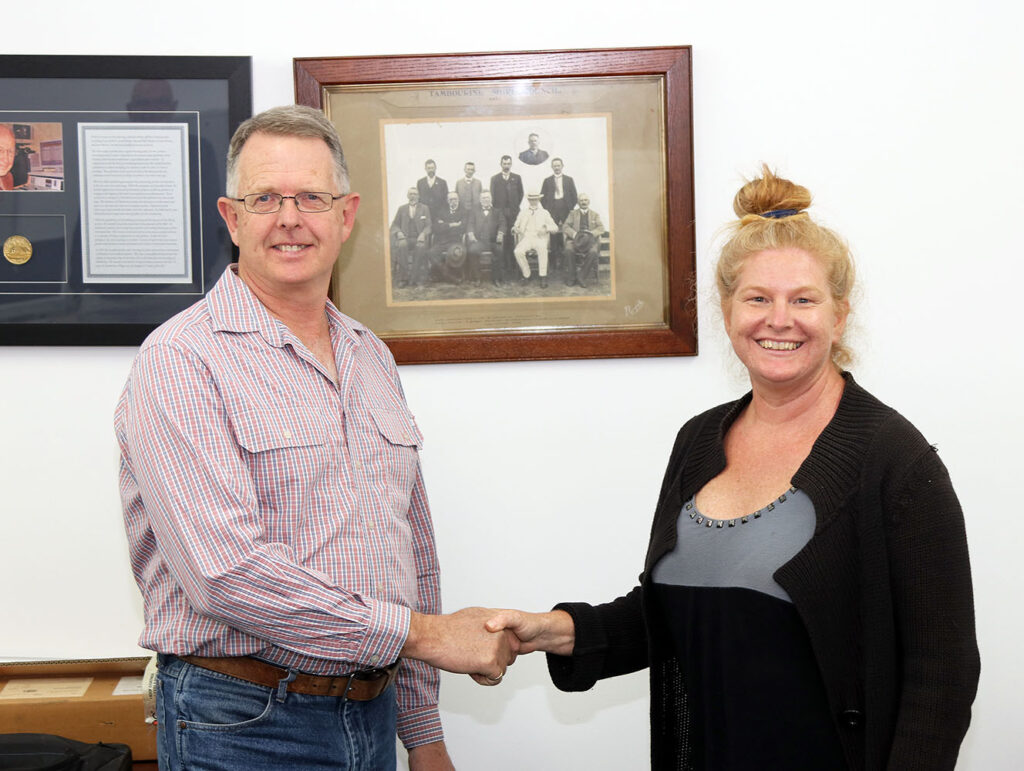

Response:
(1, 121), (65, 193)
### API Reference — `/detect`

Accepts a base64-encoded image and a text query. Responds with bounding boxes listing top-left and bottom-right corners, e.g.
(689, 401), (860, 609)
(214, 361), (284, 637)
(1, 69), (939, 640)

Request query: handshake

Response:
(400, 606), (575, 685)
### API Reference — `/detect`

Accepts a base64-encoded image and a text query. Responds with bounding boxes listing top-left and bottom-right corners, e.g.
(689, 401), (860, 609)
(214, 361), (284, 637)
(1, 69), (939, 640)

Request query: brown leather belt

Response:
(180, 655), (400, 701)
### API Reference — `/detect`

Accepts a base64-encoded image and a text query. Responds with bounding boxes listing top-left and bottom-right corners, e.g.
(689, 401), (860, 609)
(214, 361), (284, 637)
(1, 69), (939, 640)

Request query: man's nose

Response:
(276, 197), (303, 225)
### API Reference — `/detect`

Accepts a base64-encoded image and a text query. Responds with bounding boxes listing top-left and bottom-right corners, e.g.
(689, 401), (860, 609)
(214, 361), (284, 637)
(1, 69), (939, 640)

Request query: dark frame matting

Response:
(0, 55), (251, 346)
(295, 47), (696, 364)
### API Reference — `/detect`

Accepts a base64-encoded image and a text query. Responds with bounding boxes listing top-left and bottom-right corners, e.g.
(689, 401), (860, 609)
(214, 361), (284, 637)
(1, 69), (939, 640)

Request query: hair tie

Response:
(760, 209), (799, 219)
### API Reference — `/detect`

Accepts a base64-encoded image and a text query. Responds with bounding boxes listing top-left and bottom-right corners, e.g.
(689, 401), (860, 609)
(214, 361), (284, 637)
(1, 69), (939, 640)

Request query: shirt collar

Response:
(207, 264), (368, 349)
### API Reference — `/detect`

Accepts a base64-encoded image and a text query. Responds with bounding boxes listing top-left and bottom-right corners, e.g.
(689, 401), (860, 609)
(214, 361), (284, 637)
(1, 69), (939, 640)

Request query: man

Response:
(512, 191), (558, 287)
(429, 191), (467, 283)
(562, 193), (605, 288)
(466, 190), (507, 284)
(454, 161), (482, 214)
(539, 158), (578, 275)
(489, 155), (524, 282)
(115, 106), (513, 771)
(518, 132), (549, 165)
(389, 187), (432, 287)
(416, 159), (448, 222)
(0, 125), (19, 191)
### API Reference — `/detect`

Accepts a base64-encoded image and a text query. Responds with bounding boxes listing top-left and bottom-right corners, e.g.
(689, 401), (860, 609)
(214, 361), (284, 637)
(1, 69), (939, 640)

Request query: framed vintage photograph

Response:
(0, 55), (252, 345)
(295, 47), (695, 364)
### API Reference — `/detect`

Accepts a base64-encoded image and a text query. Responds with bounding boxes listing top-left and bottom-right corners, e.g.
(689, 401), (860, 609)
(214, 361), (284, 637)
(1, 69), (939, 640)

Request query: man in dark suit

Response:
(539, 158), (578, 276)
(466, 190), (507, 285)
(389, 187), (432, 287)
(518, 133), (549, 165)
(429, 191), (468, 283)
(489, 155), (524, 283)
(416, 159), (448, 223)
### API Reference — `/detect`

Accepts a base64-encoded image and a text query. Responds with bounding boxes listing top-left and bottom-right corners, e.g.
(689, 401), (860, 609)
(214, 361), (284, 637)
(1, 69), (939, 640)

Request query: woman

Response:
(489, 168), (980, 769)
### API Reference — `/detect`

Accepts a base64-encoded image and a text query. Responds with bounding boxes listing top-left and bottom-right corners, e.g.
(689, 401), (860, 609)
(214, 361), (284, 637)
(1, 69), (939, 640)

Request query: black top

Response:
(547, 374), (979, 770)
(651, 489), (845, 769)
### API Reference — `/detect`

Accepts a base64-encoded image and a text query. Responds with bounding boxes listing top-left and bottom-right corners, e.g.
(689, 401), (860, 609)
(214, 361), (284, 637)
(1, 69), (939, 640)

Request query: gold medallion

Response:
(3, 235), (32, 265)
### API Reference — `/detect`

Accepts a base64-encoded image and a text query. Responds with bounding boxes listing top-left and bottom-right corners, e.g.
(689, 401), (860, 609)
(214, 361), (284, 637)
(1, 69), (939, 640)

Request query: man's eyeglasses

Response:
(229, 192), (345, 214)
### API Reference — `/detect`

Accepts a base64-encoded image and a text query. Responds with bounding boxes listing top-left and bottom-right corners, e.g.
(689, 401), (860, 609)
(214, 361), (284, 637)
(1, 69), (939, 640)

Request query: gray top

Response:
(650, 487), (815, 603)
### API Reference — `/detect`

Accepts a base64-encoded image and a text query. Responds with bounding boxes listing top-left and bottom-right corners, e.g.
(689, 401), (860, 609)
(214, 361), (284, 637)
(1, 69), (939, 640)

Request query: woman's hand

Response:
(484, 609), (576, 657)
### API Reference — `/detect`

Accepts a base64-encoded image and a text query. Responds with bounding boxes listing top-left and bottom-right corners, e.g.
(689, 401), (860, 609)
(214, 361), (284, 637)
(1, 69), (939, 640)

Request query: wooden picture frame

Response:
(295, 47), (694, 364)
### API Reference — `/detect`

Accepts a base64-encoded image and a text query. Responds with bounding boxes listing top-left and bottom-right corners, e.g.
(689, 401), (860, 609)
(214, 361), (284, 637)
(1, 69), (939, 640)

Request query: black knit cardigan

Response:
(548, 374), (979, 770)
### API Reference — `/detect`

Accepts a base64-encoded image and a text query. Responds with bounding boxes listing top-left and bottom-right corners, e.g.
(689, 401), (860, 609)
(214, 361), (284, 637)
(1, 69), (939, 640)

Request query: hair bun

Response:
(733, 164), (812, 218)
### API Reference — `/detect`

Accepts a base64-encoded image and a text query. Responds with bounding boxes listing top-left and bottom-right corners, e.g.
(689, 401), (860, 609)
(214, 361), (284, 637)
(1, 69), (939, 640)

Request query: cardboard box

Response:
(0, 657), (156, 762)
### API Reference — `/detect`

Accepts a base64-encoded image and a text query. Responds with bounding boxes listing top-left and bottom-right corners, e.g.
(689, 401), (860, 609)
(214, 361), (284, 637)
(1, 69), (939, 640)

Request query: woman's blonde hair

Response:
(715, 165), (856, 369)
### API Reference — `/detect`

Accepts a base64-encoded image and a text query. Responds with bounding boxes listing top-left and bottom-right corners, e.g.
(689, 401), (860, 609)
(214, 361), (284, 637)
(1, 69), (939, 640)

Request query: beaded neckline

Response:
(684, 487), (799, 529)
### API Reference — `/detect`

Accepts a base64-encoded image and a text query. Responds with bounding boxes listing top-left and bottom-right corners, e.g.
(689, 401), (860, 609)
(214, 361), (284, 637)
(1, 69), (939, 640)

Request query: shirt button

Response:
(375, 583), (384, 594)
(840, 709), (864, 727)
(369, 653), (380, 664)
(366, 521), (375, 530)
(282, 430), (292, 439)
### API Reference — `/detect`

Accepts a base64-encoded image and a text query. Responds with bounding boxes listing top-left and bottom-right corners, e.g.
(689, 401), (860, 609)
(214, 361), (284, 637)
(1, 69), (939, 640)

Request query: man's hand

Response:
(408, 740), (455, 771)
(485, 609), (575, 657)
(402, 607), (517, 682)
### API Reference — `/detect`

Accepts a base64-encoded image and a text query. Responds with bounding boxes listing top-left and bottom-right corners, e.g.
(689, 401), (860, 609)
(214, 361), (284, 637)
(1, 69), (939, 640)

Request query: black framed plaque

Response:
(0, 55), (252, 345)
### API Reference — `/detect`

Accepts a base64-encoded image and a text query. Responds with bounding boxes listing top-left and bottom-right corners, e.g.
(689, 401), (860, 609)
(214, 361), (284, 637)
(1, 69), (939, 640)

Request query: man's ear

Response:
(338, 193), (361, 243)
(217, 197), (241, 246)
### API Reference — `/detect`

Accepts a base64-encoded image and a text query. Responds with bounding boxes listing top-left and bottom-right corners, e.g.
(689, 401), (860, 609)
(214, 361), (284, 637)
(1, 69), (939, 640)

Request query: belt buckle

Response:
(352, 665), (387, 682)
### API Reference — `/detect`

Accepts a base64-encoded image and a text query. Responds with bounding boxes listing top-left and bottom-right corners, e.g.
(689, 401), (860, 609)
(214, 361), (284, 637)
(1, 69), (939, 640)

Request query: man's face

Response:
(500, 157), (512, 173)
(480, 192), (492, 209)
(551, 159), (563, 175)
(217, 133), (358, 299)
(464, 163), (475, 179)
(579, 195), (590, 211)
(448, 192), (460, 209)
(425, 161), (436, 178)
(407, 188), (419, 204)
(528, 134), (539, 150)
(0, 130), (15, 177)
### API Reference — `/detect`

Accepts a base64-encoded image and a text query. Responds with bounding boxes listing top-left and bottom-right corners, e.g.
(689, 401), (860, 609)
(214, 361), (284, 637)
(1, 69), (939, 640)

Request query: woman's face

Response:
(724, 248), (848, 392)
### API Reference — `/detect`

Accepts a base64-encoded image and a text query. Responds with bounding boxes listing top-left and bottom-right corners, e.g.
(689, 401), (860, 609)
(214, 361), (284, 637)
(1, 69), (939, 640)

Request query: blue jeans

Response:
(156, 654), (397, 771)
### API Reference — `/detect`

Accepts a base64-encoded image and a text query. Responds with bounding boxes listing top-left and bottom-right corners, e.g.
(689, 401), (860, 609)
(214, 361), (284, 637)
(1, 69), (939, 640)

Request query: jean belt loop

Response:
(276, 669), (297, 702)
(341, 671), (359, 701)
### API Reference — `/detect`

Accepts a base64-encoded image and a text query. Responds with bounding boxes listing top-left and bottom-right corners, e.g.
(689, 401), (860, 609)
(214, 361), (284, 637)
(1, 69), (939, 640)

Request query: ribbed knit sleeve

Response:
(547, 587), (650, 691)
(883, 444), (980, 769)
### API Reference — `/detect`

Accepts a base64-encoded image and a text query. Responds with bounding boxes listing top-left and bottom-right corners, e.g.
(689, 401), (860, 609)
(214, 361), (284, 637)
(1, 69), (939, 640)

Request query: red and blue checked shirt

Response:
(115, 265), (443, 747)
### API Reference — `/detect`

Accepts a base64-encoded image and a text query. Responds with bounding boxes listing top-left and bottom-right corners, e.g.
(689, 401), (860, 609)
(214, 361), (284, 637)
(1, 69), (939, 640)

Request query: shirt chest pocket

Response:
(356, 408), (423, 495)
(231, 411), (332, 499)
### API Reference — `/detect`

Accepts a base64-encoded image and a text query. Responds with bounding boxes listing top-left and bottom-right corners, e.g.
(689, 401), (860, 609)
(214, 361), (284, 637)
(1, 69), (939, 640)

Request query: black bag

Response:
(0, 734), (132, 771)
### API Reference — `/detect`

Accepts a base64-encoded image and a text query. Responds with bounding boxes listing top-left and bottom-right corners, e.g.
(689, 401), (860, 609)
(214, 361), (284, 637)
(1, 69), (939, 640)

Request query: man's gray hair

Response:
(225, 105), (350, 197)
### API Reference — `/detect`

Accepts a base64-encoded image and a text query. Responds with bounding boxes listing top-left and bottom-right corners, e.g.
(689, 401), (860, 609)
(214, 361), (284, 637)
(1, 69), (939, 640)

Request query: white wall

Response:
(2, 1), (1021, 767)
